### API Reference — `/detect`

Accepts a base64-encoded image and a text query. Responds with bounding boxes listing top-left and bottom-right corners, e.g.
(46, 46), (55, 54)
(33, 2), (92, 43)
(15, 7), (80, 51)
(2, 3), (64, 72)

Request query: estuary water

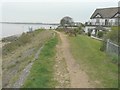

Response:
(0, 23), (58, 38)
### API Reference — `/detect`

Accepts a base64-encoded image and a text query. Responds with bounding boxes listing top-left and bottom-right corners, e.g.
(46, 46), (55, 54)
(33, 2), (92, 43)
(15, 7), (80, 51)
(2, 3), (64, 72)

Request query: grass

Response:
(22, 34), (58, 88)
(68, 35), (118, 88)
(111, 26), (120, 30)
(2, 29), (54, 87)
(2, 29), (43, 56)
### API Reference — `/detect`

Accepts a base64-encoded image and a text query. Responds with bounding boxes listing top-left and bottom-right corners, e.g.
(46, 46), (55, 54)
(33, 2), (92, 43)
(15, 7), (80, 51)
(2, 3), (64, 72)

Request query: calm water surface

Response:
(0, 23), (58, 38)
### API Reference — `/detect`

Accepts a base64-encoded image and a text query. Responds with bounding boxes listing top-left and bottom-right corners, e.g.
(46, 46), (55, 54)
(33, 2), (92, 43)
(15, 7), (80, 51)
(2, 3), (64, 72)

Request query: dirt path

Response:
(55, 31), (94, 88)
(54, 38), (70, 88)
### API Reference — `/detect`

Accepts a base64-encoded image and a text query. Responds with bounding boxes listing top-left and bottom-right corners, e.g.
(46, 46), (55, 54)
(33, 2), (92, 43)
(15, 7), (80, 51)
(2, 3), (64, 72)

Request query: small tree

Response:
(60, 16), (74, 27)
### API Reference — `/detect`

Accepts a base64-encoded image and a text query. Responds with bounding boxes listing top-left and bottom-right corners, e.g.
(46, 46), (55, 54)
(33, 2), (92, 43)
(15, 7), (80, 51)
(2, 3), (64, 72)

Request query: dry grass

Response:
(2, 29), (53, 88)
(23, 34), (58, 88)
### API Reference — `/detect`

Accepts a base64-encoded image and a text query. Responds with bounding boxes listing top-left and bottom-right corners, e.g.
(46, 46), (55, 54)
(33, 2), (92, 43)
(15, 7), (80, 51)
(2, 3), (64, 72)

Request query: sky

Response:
(0, 0), (119, 23)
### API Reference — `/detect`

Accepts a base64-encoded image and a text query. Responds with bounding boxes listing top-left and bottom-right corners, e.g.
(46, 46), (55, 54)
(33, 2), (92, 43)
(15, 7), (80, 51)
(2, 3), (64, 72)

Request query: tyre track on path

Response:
(13, 46), (44, 88)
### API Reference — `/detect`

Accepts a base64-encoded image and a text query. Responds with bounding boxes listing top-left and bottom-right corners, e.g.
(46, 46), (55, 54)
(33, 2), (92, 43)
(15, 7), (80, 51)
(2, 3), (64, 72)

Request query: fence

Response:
(106, 39), (120, 55)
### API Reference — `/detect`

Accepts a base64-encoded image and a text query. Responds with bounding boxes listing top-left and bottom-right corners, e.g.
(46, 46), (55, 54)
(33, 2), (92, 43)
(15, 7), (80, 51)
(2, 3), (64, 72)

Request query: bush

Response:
(106, 28), (119, 45)
(97, 31), (104, 38)
(75, 26), (84, 35)
(88, 32), (91, 36)
(100, 26), (120, 51)
(100, 40), (106, 51)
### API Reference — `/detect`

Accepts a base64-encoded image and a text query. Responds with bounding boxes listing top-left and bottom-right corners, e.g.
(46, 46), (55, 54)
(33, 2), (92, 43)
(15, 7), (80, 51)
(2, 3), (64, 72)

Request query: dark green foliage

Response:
(100, 40), (107, 51)
(97, 31), (104, 38)
(75, 26), (83, 34)
(87, 29), (92, 37)
(88, 31), (91, 36)
(60, 16), (74, 27)
(100, 26), (120, 51)
(107, 29), (119, 45)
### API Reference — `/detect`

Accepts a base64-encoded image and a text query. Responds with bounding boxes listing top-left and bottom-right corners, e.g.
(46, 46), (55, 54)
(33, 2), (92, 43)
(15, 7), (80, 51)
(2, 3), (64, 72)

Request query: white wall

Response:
(84, 26), (95, 33)
(84, 26), (111, 34)
(90, 18), (116, 26)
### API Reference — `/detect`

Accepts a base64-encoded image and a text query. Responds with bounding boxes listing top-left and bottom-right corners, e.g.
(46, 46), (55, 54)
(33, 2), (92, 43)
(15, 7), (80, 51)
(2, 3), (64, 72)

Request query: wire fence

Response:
(106, 39), (120, 55)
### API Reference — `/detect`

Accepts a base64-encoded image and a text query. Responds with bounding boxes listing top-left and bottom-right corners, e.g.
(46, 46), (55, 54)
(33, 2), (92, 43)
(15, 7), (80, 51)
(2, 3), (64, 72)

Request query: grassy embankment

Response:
(68, 35), (118, 88)
(2, 29), (54, 87)
(22, 33), (58, 88)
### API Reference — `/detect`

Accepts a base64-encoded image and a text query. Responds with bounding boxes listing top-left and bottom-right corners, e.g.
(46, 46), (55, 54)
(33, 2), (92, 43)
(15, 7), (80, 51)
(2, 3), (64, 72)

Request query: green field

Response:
(68, 35), (118, 88)
(22, 34), (58, 88)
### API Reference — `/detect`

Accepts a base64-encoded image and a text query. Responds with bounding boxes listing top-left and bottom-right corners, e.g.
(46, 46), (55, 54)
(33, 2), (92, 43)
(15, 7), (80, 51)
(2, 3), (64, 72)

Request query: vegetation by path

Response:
(13, 46), (44, 88)
(2, 29), (53, 88)
(22, 34), (58, 88)
(68, 35), (118, 88)
(55, 31), (93, 88)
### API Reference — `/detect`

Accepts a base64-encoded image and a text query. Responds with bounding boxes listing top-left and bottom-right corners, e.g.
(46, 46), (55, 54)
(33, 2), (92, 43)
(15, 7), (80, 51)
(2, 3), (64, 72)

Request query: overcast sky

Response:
(0, 0), (119, 23)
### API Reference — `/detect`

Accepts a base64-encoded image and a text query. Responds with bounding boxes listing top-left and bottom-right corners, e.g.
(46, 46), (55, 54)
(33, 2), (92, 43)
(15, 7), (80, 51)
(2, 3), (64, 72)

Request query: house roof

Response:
(90, 7), (120, 19)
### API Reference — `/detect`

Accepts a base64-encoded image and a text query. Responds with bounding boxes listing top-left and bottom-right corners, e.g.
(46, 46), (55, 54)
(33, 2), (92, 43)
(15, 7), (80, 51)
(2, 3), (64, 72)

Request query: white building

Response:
(84, 7), (120, 34)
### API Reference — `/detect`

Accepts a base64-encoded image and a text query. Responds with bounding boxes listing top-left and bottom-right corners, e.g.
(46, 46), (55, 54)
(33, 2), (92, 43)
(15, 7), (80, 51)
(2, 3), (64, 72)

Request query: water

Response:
(0, 23), (58, 38)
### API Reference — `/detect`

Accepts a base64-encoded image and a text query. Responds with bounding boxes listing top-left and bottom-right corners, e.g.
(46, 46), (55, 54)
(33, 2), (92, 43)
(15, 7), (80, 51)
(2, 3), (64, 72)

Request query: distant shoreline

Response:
(0, 22), (60, 25)
(1, 23), (59, 38)
(2, 33), (22, 39)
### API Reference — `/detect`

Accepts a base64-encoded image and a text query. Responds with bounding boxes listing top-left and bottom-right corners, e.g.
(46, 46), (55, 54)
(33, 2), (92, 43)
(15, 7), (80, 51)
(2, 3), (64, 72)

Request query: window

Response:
(96, 19), (100, 25)
(105, 19), (108, 26)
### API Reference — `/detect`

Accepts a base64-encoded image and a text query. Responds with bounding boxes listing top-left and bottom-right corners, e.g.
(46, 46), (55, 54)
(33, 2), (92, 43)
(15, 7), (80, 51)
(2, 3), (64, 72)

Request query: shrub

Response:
(100, 40), (107, 51)
(106, 28), (119, 45)
(100, 26), (120, 51)
(97, 31), (104, 38)
(88, 32), (91, 36)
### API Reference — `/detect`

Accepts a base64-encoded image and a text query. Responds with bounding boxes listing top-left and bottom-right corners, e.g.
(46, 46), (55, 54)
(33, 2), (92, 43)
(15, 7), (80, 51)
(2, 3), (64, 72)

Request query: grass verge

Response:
(2, 29), (43, 56)
(22, 35), (58, 88)
(2, 30), (53, 87)
(68, 35), (118, 88)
